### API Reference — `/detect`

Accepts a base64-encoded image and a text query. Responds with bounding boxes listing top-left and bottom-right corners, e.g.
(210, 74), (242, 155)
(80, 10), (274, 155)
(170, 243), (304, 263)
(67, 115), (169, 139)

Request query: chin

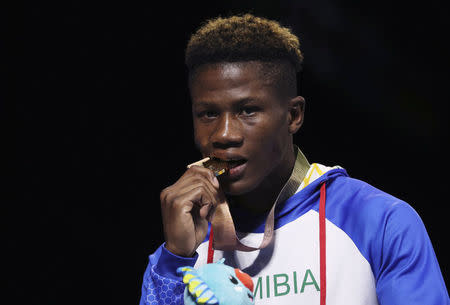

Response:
(220, 178), (258, 196)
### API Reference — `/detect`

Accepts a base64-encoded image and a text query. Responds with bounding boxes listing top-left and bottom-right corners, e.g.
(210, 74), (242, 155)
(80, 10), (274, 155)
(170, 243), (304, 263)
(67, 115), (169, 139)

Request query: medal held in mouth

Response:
(187, 157), (229, 177)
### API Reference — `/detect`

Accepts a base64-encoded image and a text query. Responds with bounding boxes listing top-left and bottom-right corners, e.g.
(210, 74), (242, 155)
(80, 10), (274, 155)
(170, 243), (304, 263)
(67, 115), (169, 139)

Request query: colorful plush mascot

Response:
(177, 258), (255, 305)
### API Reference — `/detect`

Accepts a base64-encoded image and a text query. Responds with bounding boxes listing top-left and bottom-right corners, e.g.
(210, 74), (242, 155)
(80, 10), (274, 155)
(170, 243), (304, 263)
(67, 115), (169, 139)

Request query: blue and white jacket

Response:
(140, 160), (448, 305)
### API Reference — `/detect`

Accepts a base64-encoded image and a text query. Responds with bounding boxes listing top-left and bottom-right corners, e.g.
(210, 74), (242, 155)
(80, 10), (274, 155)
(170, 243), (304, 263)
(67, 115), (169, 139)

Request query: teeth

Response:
(227, 160), (245, 168)
(208, 157), (246, 169)
(213, 158), (241, 162)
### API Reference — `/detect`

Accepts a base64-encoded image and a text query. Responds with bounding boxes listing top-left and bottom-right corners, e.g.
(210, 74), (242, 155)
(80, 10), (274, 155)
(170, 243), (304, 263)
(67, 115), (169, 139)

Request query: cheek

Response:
(247, 119), (290, 173)
(247, 115), (288, 150)
(193, 124), (209, 149)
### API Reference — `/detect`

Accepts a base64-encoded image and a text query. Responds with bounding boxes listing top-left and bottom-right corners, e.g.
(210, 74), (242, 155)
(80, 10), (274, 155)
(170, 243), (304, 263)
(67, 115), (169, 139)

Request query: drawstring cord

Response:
(206, 182), (327, 305)
(319, 182), (327, 305)
(207, 225), (214, 264)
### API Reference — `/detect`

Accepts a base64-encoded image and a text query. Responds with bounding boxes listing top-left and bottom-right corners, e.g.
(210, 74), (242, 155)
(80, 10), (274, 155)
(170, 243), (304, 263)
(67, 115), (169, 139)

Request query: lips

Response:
(224, 159), (247, 169)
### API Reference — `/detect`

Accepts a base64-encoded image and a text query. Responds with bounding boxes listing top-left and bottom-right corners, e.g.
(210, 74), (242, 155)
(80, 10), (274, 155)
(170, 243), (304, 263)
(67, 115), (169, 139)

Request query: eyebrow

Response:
(234, 97), (259, 106)
(192, 101), (216, 108)
(193, 97), (260, 108)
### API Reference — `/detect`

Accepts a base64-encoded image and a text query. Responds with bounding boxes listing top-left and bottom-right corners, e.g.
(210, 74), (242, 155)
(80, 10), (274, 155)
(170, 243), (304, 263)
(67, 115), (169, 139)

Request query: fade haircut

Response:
(185, 14), (304, 97)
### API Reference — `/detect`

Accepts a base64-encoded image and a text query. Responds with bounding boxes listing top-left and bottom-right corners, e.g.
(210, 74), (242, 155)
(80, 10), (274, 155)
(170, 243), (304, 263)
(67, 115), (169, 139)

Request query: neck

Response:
(228, 145), (296, 216)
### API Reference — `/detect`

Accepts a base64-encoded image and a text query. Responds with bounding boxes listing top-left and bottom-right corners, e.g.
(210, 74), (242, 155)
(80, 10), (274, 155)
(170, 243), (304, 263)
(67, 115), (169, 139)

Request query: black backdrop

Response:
(7, 1), (449, 304)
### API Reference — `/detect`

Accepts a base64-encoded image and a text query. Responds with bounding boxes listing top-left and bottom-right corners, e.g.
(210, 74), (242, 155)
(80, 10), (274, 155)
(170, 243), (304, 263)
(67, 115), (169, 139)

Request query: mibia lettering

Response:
(254, 269), (320, 299)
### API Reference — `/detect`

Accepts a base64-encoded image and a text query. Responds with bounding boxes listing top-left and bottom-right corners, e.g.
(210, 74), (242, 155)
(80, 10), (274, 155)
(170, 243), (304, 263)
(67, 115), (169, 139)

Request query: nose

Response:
(211, 113), (243, 148)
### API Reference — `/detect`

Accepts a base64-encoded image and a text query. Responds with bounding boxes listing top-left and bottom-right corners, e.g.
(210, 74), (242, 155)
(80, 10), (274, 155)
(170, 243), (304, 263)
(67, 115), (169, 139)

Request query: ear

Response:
(287, 96), (305, 134)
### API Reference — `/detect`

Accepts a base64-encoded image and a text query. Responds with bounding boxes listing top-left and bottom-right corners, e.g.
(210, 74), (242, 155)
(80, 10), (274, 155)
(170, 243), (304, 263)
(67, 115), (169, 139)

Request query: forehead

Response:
(189, 62), (276, 103)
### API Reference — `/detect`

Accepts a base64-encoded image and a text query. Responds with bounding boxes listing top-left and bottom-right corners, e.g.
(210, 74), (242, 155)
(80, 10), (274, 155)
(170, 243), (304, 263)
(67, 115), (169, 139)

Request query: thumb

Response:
(199, 203), (212, 219)
(206, 188), (227, 221)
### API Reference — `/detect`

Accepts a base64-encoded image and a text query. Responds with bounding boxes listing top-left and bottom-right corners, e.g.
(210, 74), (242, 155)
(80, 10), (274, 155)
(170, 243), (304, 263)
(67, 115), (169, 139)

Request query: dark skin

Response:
(160, 61), (305, 257)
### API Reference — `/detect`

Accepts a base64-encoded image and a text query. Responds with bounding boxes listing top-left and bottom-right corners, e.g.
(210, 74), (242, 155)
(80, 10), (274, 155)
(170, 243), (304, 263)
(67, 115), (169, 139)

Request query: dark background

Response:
(7, 0), (449, 304)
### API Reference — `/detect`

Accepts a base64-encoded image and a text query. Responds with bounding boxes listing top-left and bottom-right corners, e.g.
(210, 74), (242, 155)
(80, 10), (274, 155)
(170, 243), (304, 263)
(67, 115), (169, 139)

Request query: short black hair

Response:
(185, 14), (303, 72)
(185, 14), (304, 97)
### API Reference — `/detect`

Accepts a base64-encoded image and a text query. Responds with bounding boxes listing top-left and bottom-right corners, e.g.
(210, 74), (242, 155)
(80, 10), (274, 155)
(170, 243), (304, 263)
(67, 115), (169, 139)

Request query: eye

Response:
(204, 110), (218, 118)
(196, 110), (218, 120)
(229, 275), (239, 285)
(240, 106), (258, 116)
(200, 110), (217, 118)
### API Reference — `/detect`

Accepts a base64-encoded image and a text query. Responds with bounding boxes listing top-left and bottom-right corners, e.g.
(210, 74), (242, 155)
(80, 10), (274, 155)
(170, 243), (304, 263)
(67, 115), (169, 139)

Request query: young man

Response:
(140, 14), (448, 305)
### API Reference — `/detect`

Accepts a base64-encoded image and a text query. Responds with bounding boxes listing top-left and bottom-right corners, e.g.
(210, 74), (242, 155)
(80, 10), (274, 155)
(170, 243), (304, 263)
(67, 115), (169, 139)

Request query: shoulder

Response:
(324, 175), (428, 275)
(326, 179), (450, 303)
(326, 174), (423, 238)
(326, 175), (418, 224)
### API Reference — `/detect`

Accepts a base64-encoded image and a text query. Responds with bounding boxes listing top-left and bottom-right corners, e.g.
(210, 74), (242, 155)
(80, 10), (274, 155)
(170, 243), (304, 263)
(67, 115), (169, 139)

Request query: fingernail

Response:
(212, 176), (219, 188)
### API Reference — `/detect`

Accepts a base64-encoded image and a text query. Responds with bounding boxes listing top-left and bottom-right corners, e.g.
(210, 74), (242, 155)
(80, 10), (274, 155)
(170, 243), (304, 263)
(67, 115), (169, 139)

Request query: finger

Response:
(172, 174), (219, 204)
(173, 179), (216, 205)
(162, 175), (208, 200)
(185, 165), (220, 189)
(205, 203), (217, 222)
(172, 185), (215, 213)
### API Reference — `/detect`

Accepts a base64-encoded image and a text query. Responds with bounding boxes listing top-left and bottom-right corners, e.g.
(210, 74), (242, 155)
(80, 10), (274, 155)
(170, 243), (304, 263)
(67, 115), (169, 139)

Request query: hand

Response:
(160, 165), (225, 257)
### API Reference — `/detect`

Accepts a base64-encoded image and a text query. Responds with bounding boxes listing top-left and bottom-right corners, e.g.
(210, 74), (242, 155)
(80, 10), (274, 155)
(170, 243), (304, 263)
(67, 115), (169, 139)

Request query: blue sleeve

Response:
(375, 202), (449, 305)
(324, 177), (448, 305)
(139, 243), (198, 305)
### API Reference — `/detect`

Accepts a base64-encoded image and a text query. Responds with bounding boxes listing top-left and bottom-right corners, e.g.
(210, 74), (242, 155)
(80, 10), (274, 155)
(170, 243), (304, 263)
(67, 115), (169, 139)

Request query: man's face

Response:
(190, 62), (295, 196)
